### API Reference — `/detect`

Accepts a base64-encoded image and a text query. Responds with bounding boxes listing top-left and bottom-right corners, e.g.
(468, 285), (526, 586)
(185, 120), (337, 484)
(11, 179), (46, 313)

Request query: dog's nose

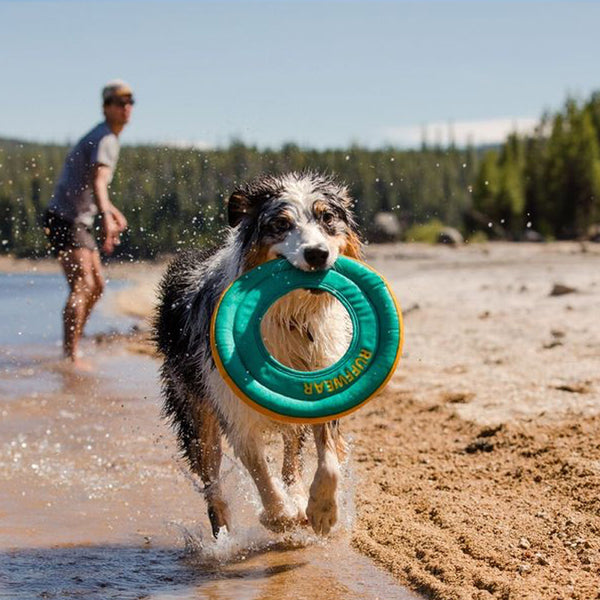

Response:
(304, 246), (329, 269)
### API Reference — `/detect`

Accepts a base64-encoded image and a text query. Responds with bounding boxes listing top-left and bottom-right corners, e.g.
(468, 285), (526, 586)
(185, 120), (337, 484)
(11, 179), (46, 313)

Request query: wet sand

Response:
(0, 313), (415, 598)
(2, 242), (600, 599)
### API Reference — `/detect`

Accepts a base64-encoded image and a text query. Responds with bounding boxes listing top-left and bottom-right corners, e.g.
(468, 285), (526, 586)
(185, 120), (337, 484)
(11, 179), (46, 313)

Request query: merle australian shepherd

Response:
(155, 172), (362, 537)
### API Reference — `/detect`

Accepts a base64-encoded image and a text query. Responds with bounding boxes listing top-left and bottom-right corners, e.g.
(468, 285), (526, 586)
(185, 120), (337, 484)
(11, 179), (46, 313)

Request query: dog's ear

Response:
(338, 185), (354, 209)
(227, 191), (254, 228)
(325, 184), (354, 211)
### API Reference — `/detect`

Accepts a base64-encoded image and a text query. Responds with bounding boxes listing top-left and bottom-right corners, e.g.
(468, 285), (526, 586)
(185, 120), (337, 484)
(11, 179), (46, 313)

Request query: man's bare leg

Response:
(58, 247), (103, 367)
(81, 249), (105, 324)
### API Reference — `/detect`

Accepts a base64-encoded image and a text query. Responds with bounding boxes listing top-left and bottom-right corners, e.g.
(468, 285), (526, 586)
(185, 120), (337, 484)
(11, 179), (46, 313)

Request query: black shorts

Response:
(43, 210), (98, 257)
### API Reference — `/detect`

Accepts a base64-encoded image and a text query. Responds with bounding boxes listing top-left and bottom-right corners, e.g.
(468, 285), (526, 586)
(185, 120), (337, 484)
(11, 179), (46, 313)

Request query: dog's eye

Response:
(321, 211), (336, 225)
(269, 217), (291, 233)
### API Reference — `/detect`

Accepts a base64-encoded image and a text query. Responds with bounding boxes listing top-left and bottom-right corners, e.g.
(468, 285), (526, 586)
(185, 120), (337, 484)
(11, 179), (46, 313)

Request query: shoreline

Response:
(2, 242), (600, 599)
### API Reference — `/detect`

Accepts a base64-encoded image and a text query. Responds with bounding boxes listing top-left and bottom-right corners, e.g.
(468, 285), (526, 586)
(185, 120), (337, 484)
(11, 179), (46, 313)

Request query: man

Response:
(44, 80), (134, 369)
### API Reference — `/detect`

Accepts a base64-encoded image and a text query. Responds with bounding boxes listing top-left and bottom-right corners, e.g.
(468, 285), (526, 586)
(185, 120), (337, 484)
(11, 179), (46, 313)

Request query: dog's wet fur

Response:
(155, 172), (362, 537)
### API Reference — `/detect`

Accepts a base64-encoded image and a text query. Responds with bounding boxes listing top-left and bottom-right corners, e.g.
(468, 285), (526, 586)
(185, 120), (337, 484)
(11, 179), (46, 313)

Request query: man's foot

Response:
(59, 354), (95, 373)
(72, 357), (95, 372)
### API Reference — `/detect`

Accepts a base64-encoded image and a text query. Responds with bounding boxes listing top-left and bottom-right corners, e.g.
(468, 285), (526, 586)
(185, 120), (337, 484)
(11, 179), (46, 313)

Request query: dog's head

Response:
(228, 172), (362, 272)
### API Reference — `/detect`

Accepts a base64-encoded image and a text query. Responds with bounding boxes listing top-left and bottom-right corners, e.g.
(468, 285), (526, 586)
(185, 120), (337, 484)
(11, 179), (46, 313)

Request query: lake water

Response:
(0, 272), (137, 348)
(0, 271), (139, 398)
(0, 270), (419, 600)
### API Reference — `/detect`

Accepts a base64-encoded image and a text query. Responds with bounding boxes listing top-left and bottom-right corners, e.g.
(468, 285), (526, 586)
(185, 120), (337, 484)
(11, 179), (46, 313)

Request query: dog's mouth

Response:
(275, 253), (333, 274)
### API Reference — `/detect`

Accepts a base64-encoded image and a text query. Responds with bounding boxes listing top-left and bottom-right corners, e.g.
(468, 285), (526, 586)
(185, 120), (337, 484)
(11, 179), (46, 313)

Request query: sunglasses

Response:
(107, 97), (135, 107)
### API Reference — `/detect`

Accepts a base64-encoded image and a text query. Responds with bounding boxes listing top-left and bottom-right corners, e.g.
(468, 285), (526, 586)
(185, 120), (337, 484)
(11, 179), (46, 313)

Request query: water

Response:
(0, 271), (419, 600)
(0, 272), (138, 400)
(0, 540), (410, 600)
(0, 272), (137, 347)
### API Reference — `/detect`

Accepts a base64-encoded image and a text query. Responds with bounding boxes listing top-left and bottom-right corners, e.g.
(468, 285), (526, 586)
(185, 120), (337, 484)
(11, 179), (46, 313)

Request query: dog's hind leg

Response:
(306, 421), (344, 535)
(236, 435), (304, 533)
(282, 429), (308, 521)
(189, 400), (231, 538)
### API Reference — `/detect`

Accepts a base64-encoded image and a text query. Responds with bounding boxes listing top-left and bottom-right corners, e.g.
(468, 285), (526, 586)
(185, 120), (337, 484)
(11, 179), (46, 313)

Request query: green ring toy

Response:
(210, 256), (403, 424)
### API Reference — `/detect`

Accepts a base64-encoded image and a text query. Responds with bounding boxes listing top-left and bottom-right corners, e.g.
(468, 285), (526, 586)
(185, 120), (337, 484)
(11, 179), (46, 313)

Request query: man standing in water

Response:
(44, 80), (134, 369)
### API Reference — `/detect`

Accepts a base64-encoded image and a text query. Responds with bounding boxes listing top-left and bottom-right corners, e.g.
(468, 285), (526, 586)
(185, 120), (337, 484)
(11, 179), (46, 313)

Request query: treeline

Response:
(1, 92), (599, 258)
(0, 139), (478, 258)
(473, 92), (600, 240)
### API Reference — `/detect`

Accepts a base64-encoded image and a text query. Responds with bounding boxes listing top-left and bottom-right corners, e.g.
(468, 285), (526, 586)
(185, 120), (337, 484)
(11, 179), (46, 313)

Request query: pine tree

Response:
(542, 113), (568, 237)
(473, 150), (500, 221)
(566, 105), (600, 236)
(497, 134), (526, 236)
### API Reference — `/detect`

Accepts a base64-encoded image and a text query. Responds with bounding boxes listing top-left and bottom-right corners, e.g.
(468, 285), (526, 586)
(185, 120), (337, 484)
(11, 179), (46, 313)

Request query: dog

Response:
(154, 172), (362, 537)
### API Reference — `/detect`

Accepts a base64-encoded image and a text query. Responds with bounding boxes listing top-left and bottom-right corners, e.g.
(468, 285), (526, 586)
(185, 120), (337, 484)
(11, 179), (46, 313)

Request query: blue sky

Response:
(1, 1), (599, 149)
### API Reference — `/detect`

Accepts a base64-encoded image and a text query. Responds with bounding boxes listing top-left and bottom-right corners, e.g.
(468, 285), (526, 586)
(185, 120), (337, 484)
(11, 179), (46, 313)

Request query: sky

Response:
(1, 1), (599, 150)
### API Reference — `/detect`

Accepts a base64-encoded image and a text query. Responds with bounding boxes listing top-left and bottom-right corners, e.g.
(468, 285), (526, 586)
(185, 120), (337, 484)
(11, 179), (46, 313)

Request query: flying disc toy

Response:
(210, 256), (403, 424)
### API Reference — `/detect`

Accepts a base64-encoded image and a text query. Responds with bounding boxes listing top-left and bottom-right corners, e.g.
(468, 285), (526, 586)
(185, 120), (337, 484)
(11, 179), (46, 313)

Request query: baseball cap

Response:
(102, 79), (134, 103)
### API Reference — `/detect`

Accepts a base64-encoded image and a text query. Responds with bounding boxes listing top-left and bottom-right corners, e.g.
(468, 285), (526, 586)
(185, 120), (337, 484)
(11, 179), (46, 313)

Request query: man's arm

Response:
(92, 164), (127, 255)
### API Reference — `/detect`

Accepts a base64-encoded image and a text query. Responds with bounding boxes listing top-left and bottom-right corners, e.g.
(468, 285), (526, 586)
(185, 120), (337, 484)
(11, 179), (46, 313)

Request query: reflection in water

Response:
(0, 271), (138, 402)
(0, 537), (415, 600)
(0, 272), (137, 347)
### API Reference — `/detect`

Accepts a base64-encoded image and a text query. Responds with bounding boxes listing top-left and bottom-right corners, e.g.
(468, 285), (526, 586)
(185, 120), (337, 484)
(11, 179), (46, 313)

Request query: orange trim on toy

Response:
(209, 259), (403, 424)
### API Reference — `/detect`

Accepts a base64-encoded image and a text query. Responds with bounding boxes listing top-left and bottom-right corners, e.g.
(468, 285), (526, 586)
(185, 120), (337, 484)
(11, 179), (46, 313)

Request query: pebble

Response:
(549, 283), (577, 296)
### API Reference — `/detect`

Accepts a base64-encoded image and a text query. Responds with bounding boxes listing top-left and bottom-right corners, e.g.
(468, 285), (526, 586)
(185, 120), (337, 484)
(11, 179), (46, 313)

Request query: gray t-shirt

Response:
(48, 121), (120, 226)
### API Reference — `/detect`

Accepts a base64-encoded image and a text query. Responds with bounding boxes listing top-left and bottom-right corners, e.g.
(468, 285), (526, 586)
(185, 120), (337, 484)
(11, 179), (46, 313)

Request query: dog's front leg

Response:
(189, 400), (231, 538)
(307, 422), (341, 535)
(282, 430), (308, 521)
(237, 437), (302, 533)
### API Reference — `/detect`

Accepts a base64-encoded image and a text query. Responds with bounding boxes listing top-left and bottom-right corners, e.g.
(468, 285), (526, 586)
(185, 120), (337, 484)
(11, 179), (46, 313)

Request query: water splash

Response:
(168, 439), (359, 566)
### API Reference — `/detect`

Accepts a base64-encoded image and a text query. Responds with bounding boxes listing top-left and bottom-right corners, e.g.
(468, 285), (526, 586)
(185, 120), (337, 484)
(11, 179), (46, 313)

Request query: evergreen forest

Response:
(1, 92), (600, 259)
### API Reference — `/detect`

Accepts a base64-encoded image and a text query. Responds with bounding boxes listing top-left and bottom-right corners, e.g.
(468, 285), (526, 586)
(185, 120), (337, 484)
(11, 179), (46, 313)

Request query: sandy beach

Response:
(347, 242), (600, 600)
(1, 242), (599, 599)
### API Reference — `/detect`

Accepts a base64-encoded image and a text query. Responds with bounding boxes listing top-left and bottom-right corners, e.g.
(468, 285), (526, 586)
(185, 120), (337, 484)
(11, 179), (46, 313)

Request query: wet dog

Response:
(154, 172), (362, 537)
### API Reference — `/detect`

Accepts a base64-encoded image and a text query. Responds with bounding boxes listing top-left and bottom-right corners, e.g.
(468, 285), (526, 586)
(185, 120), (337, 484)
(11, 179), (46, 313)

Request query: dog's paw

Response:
(291, 496), (308, 523)
(288, 484), (309, 522)
(306, 494), (338, 536)
(207, 498), (231, 538)
(260, 503), (306, 533)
